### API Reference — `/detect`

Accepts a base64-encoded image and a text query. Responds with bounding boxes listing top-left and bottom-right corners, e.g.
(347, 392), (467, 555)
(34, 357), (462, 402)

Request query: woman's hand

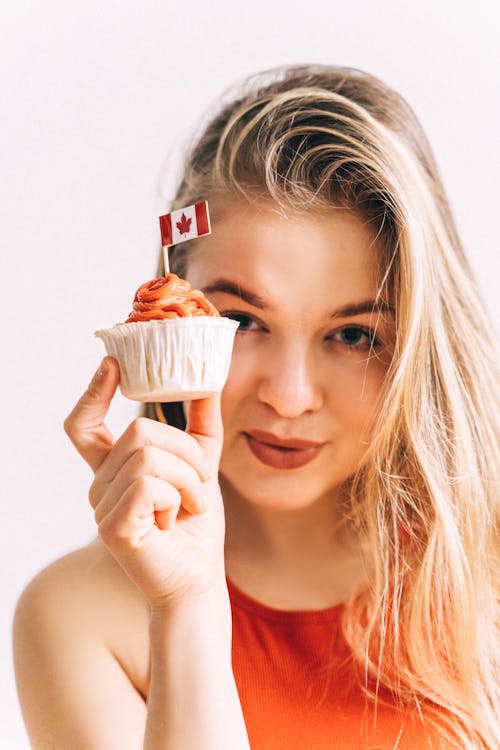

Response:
(64, 356), (227, 610)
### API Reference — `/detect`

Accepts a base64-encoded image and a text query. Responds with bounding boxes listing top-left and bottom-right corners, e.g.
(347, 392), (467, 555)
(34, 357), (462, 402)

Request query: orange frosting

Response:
(125, 274), (219, 322)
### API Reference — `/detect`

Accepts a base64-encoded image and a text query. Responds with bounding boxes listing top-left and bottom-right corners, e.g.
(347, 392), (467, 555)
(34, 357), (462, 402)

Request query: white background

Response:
(1, 1), (499, 746)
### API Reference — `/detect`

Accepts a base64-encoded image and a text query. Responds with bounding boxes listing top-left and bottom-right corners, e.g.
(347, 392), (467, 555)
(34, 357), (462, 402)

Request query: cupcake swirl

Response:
(125, 274), (219, 322)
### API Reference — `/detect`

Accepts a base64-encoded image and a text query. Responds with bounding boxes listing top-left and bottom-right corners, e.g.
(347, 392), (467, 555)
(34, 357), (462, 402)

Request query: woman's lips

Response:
(243, 430), (325, 470)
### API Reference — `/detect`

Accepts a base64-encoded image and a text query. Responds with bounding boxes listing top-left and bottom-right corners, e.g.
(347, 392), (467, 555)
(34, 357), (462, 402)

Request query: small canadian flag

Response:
(159, 201), (211, 248)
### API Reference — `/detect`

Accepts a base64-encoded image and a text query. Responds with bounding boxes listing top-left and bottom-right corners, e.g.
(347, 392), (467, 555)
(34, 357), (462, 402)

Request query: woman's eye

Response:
(220, 312), (260, 331)
(329, 326), (379, 350)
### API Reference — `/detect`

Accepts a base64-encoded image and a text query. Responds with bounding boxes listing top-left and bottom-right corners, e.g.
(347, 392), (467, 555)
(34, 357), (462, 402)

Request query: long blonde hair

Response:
(155, 65), (500, 748)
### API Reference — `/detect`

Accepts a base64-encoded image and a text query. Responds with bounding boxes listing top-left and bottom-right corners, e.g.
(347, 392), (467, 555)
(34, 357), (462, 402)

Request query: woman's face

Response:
(186, 201), (395, 510)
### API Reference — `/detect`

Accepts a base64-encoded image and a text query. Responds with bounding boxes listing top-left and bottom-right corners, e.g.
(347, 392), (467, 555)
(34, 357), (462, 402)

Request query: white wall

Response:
(2, 0), (498, 746)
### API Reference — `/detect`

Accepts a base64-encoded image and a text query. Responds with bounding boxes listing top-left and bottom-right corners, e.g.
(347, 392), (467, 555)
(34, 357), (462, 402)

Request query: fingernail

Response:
(92, 358), (108, 382)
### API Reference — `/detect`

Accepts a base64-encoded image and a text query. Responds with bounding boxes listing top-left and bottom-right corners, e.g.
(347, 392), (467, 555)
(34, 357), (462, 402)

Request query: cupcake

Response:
(95, 274), (239, 402)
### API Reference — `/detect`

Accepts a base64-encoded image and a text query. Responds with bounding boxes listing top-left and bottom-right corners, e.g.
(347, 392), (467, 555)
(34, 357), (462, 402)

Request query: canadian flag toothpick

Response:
(159, 201), (211, 274)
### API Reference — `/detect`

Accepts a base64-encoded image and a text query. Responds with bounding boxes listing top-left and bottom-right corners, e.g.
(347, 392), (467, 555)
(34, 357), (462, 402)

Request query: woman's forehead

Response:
(186, 201), (384, 303)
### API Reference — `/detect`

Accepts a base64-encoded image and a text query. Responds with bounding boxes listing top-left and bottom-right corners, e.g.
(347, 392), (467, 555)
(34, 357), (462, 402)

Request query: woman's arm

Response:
(13, 549), (148, 750)
(15, 356), (250, 749)
(145, 582), (249, 750)
(14, 555), (249, 750)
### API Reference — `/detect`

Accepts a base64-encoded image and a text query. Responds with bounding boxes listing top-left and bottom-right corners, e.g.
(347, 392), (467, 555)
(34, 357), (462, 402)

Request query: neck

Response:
(220, 475), (370, 609)
(222, 475), (351, 556)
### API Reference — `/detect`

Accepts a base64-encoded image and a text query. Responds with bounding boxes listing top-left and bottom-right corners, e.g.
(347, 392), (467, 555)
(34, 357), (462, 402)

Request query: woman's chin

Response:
(219, 471), (344, 513)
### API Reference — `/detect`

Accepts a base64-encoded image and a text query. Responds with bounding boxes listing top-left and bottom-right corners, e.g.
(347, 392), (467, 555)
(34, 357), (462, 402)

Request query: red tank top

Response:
(228, 578), (455, 749)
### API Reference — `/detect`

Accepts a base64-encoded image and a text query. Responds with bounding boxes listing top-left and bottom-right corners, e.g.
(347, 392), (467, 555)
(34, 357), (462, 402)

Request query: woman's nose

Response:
(256, 343), (324, 418)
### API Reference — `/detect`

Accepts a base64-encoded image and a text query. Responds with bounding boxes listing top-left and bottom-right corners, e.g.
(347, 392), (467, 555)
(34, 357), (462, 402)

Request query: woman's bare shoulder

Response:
(17, 537), (148, 616)
(14, 537), (151, 695)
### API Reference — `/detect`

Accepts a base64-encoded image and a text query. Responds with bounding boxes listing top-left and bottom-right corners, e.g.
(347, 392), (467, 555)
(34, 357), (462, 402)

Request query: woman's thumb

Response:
(64, 356), (119, 471)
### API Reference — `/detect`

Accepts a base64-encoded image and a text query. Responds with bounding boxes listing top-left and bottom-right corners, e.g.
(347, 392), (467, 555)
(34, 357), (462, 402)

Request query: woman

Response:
(14, 65), (499, 749)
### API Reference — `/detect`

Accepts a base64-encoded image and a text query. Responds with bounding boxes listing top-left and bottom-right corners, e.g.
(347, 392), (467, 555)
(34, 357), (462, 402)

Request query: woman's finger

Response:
(95, 416), (210, 490)
(64, 357), (120, 471)
(92, 445), (206, 519)
(185, 393), (224, 470)
(96, 475), (182, 534)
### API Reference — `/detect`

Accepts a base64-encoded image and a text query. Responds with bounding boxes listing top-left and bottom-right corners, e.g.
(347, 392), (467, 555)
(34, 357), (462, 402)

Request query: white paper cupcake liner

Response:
(95, 317), (239, 402)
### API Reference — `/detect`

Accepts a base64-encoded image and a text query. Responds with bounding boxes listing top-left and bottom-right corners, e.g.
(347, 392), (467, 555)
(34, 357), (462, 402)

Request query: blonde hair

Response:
(154, 65), (500, 748)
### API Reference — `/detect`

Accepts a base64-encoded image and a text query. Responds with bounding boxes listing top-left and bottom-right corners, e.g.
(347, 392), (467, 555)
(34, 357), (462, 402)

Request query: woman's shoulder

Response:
(14, 538), (151, 696)
(17, 536), (148, 615)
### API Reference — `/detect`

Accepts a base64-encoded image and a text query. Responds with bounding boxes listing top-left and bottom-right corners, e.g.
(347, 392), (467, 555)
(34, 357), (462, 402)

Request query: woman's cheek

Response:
(224, 337), (263, 390)
(328, 359), (389, 436)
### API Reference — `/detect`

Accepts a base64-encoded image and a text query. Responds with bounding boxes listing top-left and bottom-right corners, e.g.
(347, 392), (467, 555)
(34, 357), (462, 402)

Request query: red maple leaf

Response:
(176, 212), (192, 236)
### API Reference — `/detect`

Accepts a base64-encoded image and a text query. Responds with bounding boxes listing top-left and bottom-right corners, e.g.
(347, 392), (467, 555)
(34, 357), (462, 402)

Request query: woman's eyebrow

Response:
(200, 279), (268, 309)
(331, 300), (395, 318)
(201, 279), (394, 318)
